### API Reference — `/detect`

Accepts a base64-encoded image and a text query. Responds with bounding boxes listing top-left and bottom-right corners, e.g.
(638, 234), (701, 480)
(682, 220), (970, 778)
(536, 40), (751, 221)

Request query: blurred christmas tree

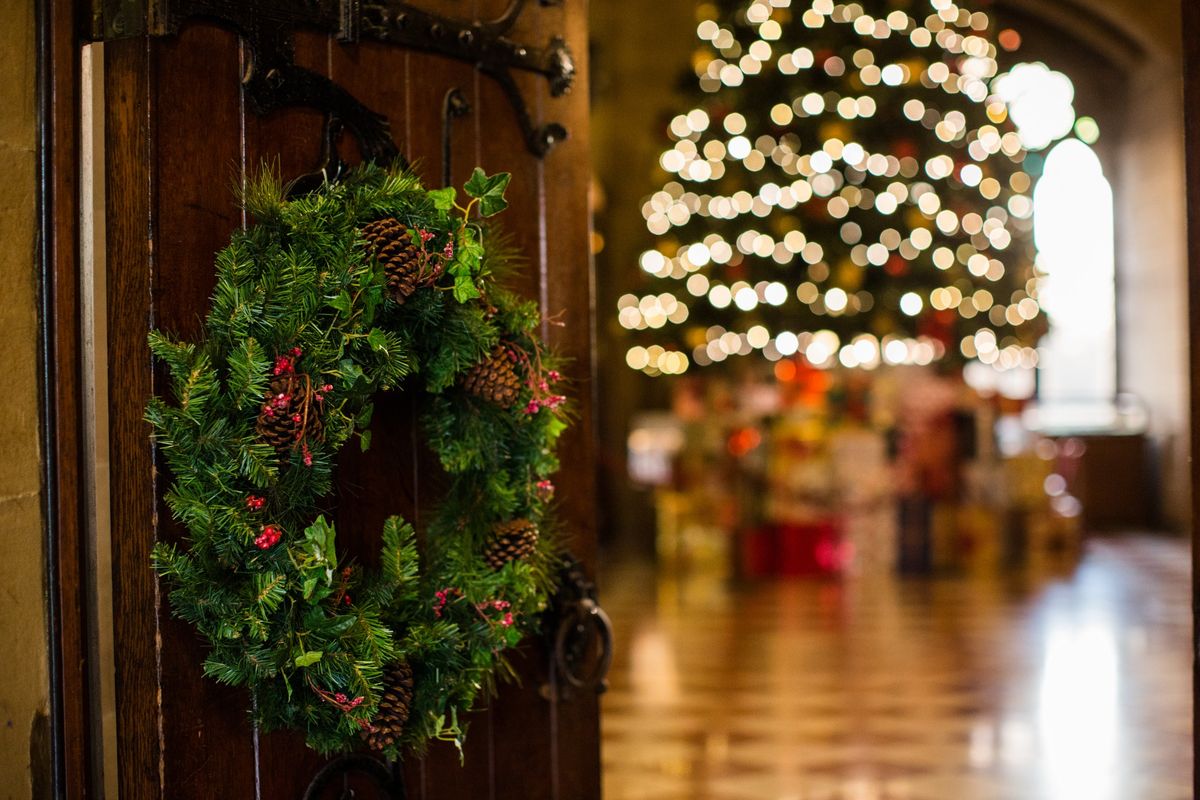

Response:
(621, 0), (1049, 377)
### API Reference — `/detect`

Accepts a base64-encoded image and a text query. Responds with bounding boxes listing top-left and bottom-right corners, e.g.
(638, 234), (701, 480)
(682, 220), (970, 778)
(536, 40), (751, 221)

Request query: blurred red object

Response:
(778, 520), (847, 577)
(727, 426), (762, 457)
(739, 526), (775, 579)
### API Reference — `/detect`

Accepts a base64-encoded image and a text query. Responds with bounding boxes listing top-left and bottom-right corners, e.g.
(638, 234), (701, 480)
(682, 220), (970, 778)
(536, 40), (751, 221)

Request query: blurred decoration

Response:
(647, 362), (1085, 580)
(618, 0), (1105, 378)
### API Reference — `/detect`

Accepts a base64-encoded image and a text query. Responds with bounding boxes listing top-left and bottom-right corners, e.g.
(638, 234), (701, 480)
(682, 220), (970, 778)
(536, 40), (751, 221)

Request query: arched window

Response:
(1033, 139), (1117, 405)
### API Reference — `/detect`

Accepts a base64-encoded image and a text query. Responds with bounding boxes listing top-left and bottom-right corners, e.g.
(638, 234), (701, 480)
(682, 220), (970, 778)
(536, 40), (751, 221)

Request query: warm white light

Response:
(708, 285), (732, 308)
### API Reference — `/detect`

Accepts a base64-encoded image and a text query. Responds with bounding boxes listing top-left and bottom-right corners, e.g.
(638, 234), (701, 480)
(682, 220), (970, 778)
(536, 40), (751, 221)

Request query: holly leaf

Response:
(429, 187), (457, 212)
(464, 168), (510, 217)
(294, 650), (323, 668)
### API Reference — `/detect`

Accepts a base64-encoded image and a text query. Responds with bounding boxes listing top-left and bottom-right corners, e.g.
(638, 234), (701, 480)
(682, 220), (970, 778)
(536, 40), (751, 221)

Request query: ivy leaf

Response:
(304, 515), (338, 570)
(359, 429), (373, 452)
(294, 650), (323, 668)
(464, 168), (510, 217)
(451, 231), (486, 278)
(329, 289), (352, 314)
(356, 402), (375, 428)
(367, 327), (389, 353)
(338, 358), (366, 391)
(428, 187), (457, 212)
(453, 276), (481, 303)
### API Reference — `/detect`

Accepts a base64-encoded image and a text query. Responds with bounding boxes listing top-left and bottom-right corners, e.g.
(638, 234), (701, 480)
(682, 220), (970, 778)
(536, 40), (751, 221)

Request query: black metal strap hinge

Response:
(91, 0), (574, 170)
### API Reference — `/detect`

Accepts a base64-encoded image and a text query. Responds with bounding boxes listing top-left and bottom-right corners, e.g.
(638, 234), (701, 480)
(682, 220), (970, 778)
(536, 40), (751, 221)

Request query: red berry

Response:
(291, 347), (302, 357)
(255, 524), (282, 550)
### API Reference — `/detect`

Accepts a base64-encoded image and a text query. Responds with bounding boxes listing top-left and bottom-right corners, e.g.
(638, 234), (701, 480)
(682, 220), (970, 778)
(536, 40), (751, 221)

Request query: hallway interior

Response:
(601, 536), (1192, 800)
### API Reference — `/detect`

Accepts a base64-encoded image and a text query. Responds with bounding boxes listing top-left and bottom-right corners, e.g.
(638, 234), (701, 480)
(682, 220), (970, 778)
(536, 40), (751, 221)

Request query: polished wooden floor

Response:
(600, 536), (1192, 800)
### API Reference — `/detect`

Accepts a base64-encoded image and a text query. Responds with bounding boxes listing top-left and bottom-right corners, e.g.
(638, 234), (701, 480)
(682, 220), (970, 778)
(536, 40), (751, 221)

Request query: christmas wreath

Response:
(147, 163), (570, 756)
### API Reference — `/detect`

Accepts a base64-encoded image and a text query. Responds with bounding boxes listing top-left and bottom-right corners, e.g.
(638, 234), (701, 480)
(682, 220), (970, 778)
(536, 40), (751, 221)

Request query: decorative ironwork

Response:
(91, 0), (574, 163)
(541, 556), (614, 702)
(441, 87), (471, 188)
(353, 0), (574, 155)
(301, 753), (406, 799)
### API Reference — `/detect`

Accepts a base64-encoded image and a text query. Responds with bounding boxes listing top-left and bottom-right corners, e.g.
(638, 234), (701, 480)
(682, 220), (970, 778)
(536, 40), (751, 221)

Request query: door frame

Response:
(1182, 3), (1200, 797)
(38, 0), (94, 795)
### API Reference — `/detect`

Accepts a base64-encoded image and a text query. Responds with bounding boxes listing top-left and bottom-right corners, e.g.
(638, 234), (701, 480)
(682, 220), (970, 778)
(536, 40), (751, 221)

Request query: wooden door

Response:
(88, 2), (599, 797)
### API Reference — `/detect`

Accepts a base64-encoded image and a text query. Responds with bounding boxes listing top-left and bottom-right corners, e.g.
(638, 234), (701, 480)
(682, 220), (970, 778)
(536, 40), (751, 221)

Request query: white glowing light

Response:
(775, 331), (799, 356)
(900, 292), (923, 316)
(1034, 139), (1116, 403)
(994, 62), (1076, 151)
(883, 339), (909, 364)
(708, 285), (732, 308)
(764, 282), (788, 306)
(728, 136), (752, 160)
(734, 287), (759, 311)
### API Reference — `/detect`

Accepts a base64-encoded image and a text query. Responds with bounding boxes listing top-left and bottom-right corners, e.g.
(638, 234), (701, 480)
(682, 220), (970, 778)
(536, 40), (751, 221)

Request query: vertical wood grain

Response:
(103, 34), (163, 799)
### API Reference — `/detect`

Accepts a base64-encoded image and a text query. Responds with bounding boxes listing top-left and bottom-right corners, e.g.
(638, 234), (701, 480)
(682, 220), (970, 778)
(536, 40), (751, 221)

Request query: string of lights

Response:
(623, 0), (1062, 377)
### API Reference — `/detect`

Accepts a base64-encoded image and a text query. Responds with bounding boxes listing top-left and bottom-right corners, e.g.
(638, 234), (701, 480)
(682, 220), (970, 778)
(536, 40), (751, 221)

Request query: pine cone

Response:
(483, 519), (539, 570)
(256, 376), (321, 456)
(462, 348), (521, 409)
(361, 217), (434, 304)
(364, 661), (414, 752)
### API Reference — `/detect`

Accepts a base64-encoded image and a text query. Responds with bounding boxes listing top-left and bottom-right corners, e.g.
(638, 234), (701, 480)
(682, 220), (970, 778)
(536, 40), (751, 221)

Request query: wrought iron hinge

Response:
(90, 0), (574, 170)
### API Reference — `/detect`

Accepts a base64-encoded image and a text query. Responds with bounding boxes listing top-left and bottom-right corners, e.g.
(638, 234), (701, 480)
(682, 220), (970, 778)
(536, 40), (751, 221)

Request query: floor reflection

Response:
(600, 536), (1191, 800)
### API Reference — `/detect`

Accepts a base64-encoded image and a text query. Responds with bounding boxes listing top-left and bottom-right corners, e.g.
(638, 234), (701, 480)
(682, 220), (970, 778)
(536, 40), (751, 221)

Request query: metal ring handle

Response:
(301, 753), (406, 800)
(553, 597), (614, 693)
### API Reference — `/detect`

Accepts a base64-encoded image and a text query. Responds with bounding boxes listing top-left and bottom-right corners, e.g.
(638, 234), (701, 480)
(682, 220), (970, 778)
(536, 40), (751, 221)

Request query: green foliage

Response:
(146, 163), (570, 756)
(464, 167), (511, 217)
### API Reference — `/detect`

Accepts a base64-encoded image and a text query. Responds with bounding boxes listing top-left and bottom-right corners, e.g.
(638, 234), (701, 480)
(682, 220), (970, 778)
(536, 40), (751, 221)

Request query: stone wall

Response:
(0, 0), (51, 795)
